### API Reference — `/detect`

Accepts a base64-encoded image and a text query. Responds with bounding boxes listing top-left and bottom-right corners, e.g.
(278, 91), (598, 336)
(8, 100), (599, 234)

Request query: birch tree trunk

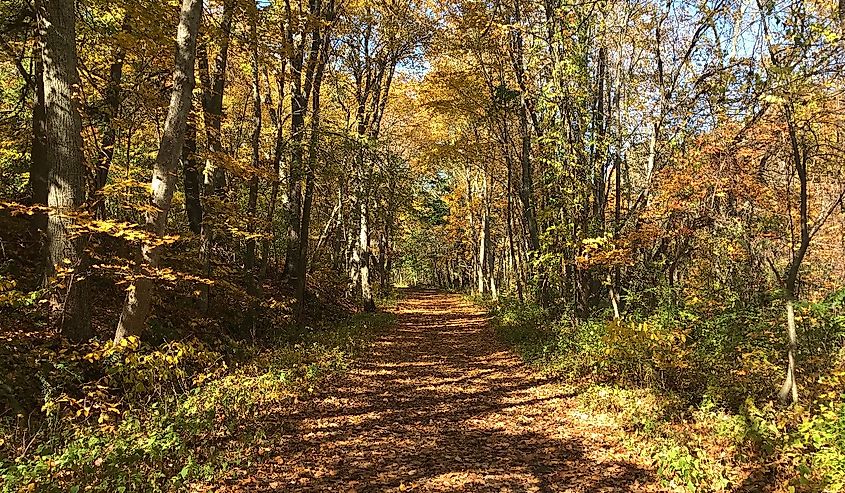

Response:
(779, 296), (799, 404)
(477, 174), (490, 296)
(358, 195), (376, 312)
(114, 0), (203, 342)
(39, 0), (91, 341)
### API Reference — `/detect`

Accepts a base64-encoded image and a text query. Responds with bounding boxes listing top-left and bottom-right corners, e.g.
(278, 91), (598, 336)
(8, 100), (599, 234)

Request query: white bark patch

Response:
(151, 174), (165, 196)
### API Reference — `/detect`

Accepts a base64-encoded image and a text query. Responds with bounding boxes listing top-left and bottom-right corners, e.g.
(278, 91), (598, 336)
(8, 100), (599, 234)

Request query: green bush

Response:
(490, 291), (845, 492)
(799, 402), (845, 491)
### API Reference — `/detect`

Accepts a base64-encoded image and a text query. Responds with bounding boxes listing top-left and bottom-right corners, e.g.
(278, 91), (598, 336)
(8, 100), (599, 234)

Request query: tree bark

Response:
(261, 62), (286, 278)
(478, 174), (490, 296)
(296, 0), (333, 319)
(358, 196), (376, 312)
(505, 140), (523, 302)
(509, 0), (539, 254)
(92, 14), (129, 219)
(244, 3), (262, 275)
(114, 0), (203, 342)
(183, 108), (202, 234)
(200, 0), (235, 197)
(778, 111), (809, 405)
(283, 0), (318, 282)
(242, 3), (263, 333)
(38, 0), (91, 341)
(31, 43), (48, 236)
(778, 296), (799, 404)
(196, 0), (235, 309)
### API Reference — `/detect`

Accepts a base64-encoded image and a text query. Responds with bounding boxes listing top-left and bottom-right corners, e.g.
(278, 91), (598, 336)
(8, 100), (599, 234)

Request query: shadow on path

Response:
(222, 289), (663, 492)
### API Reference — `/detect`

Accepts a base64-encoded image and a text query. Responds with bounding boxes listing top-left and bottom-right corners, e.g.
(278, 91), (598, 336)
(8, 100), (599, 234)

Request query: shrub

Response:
(490, 292), (845, 492)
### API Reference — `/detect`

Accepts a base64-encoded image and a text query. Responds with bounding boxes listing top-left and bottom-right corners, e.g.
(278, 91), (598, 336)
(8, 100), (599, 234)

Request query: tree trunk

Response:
(284, 91), (304, 283)
(351, 99), (375, 311)
(244, 181), (259, 268)
(510, 0), (539, 254)
(31, 43), (48, 237)
(348, 205), (361, 297)
(296, 157), (315, 319)
(612, 152), (622, 317)
(261, 62), (286, 278)
(505, 148), (523, 302)
(358, 197), (376, 312)
(39, 0), (91, 341)
(518, 102), (539, 253)
(296, 12), (331, 319)
(244, 4), (262, 275)
(478, 175), (490, 296)
(777, 108), (809, 405)
(114, 0), (202, 342)
(197, 0), (235, 309)
(379, 216), (393, 293)
(242, 4), (262, 334)
(200, 0), (235, 196)
(183, 109), (202, 234)
(384, 236), (393, 291)
(778, 295), (799, 404)
(283, 0), (320, 282)
(92, 15), (128, 219)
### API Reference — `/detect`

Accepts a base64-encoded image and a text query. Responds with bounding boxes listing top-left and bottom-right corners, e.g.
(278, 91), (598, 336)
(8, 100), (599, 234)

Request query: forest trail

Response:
(222, 290), (664, 492)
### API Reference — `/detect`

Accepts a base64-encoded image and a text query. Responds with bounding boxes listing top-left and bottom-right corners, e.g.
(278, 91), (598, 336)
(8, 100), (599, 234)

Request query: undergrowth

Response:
(489, 293), (845, 492)
(0, 312), (393, 492)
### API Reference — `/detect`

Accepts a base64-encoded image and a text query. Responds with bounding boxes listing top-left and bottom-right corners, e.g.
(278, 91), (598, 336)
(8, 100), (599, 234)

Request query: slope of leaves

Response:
(0, 311), (393, 492)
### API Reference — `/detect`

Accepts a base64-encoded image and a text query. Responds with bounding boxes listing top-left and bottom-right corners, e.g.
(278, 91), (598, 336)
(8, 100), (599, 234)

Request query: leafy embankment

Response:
(0, 311), (393, 492)
(489, 296), (845, 492)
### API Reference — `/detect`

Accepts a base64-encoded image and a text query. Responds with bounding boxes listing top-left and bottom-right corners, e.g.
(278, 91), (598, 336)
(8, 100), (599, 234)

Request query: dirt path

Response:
(225, 290), (663, 492)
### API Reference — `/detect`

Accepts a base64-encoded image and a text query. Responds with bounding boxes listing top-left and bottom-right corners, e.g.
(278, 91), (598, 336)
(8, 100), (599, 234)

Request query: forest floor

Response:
(210, 289), (666, 492)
